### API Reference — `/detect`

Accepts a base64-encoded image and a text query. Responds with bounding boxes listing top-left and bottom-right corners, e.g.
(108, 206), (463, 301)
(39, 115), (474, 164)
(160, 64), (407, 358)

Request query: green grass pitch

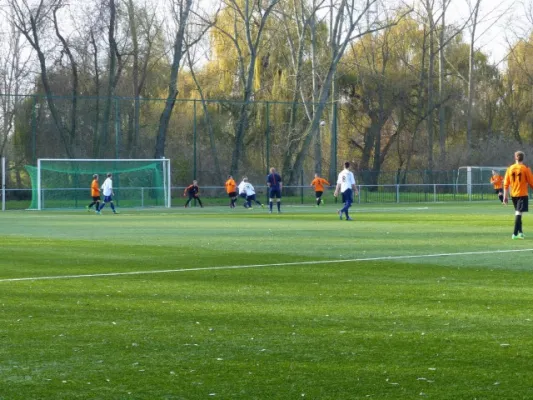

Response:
(1, 203), (533, 399)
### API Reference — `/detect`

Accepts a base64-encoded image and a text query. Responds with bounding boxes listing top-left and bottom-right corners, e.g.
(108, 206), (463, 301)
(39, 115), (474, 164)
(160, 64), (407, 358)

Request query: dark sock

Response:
(100, 203), (106, 210)
(498, 194), (503, 203)
(514, 215), (521, 235)
(269, 201), (273, 211)
(317, 199), (320, 206)
(277, 201), (281, 211)
(111, 202), (115, 212)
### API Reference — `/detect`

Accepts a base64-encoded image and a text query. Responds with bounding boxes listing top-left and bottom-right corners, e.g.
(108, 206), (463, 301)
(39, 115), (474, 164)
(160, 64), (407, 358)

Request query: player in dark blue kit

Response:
(266, 167), (282, 213)
(183, 180), (203, 208)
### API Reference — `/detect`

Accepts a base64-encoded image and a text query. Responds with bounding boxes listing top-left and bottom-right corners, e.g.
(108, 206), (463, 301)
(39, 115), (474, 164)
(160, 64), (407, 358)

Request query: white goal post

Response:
(456, 166), (508, 199)
(34, 158), (171, 210)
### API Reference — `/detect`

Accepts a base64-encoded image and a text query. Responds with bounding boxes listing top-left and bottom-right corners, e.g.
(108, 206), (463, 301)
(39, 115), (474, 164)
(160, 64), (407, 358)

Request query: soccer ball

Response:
(320, 120), (326, 126)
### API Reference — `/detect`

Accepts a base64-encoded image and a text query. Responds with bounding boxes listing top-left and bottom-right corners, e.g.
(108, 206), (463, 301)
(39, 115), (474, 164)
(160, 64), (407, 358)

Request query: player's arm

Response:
(526, 167), (533, 190)
(503, 173), (510, 204)
(350, 174), (358, 195)
(333, 182), (341, 197)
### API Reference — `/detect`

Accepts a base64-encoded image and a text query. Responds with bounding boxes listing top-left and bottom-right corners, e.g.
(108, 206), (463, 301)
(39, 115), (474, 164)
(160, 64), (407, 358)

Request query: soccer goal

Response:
(26, 158), (171, 210)
(456, 166), (507, 199)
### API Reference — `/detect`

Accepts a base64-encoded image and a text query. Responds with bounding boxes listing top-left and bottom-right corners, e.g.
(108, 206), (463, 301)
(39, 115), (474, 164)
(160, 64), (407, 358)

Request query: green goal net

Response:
(25, 159), (171, 210)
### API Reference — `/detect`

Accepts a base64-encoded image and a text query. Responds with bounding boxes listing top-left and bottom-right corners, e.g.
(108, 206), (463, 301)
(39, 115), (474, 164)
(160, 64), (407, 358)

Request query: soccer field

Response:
(1, 203), (533, 399)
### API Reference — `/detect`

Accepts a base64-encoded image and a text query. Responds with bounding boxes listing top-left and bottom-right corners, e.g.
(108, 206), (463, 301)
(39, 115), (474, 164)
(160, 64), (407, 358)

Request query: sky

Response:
(447, 0), (526, 66)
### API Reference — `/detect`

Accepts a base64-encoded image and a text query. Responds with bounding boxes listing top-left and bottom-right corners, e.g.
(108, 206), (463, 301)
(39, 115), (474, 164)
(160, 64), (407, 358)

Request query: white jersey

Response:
(337, 169), (356, 193)
(238, 181), (246, 194)
(243, 182), (255, 196)
(101, 178), (113, 196)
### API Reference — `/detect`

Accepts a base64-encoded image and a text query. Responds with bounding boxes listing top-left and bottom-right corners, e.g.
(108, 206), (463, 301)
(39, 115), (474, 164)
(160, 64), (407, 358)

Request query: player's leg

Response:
(498, 190), (504, 203)
(99, 197), (107, 211)
(108, 198), (117, 213)
(512, 197), (524, 238)
(197, 197), (203, 207)
(269, 189), (274, 212)
(276, 190), (281, 212)
(316, 191), (323, 206)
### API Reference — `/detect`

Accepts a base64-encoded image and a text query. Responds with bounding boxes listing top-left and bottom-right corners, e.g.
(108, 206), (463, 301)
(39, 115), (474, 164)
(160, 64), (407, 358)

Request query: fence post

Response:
(434, 184), (437, 202)
(300, 169), (304, 204)
(328, 102), (338, 184)
(266, 101), (270, 173)
(193, 99), (197, 181)
(115, 97), (120, 158)
(1, 157), (5, 211)
(141, 187), (144, 208)
(31, 96), (38, 164)
(396, 184), (400, 204)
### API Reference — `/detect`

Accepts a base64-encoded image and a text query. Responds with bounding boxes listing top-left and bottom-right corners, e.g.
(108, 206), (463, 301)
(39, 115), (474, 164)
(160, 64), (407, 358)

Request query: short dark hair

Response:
(107, 173), (112, 177)
(516, 151), (525, 162)
(344, 161), (350, 169)
(93, 174), (98, 179)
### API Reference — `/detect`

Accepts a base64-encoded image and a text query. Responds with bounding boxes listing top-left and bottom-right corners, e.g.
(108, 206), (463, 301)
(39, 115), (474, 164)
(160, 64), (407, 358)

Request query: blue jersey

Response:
(267, 173), (282, 189)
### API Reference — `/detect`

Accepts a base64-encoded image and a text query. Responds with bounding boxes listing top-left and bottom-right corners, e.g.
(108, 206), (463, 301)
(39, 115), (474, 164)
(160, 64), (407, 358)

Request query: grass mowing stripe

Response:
(2, 247), (533, 283)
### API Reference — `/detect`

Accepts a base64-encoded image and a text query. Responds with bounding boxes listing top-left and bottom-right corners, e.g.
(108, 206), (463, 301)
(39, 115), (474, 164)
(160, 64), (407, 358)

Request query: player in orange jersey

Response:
(86, 174), (101, 212)
(310, 173), (330, 206)
(225, 175), (238, 208)
(503, 151), (533, 239)
(490, 170), (504, 203)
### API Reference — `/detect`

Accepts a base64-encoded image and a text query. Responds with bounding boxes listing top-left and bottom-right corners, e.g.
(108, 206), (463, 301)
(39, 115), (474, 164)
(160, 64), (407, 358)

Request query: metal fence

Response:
(0, 183), (504, 210)
(1, 94), (471, 189)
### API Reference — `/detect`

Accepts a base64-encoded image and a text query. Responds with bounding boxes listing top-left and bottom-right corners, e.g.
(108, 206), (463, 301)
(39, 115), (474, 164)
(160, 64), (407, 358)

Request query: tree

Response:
(154, 0), (213, 159)
(209, 0), (281, 174)
(282, 0), (410, 185)
(10, 0), (76, 157)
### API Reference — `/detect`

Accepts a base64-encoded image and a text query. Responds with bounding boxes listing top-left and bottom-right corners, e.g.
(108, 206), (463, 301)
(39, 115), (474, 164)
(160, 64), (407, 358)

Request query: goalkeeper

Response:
(184, 180), (203, 208)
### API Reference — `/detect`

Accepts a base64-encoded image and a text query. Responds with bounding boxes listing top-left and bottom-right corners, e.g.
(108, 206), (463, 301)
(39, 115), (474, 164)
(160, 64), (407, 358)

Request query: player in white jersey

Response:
(239, 178), (264, 209)
(334, 161), (358, 220)
(97, 172), (118, 214)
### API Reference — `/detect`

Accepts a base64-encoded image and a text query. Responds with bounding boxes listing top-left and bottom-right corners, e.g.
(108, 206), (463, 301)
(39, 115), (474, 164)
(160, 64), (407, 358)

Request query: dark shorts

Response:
(495, 189), (503, 194)
(269, 188), (282, 199)
(512, 196), (529, 212)
(342, 189), (353, 206)
(228, 192), (237, 198)
(315, 191), (323, 198)
(239, 192), (247, 199)
(246, 194), (256, 202)
(92, 196), (101, 202)
(104, 195), (113, 203)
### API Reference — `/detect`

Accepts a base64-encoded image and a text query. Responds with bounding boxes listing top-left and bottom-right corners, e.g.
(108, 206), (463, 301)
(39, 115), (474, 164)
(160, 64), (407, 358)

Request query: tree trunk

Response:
(154, 0), (193, 159)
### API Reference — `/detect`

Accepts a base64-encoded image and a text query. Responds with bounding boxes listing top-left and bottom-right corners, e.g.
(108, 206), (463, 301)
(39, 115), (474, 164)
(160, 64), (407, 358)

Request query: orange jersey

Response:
(311, 177), (330, 192)
(504, 164), (533, 197)
(91, 179), (100, 197)
(490, 174), (503, 190)
(225, 178), (237, 194)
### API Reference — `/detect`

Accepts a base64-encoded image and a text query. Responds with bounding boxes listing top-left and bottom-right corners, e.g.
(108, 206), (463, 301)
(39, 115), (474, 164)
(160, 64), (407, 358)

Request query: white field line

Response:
(1, 248), (532, 283)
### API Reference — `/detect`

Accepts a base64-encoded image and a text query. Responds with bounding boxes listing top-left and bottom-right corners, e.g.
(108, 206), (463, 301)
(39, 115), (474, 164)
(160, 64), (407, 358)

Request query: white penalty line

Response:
(1, 248), (533, 283)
